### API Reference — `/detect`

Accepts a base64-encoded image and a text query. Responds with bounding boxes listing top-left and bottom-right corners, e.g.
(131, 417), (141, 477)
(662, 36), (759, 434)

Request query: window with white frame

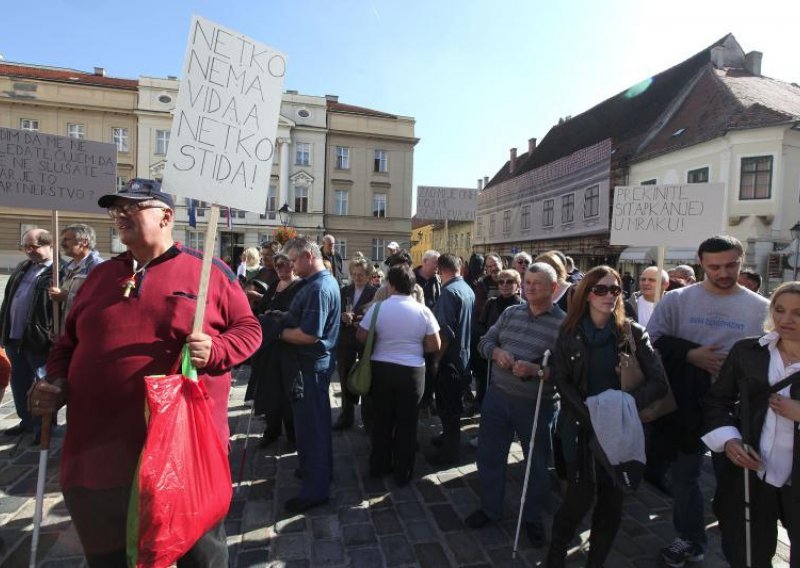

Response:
(477, 217), (484, 238)
(112, 127), (129, 152)
(584, 185), (599, 218)
(335, 240), (347, 259)
(294, 185), (309, 212)
(156, 130), (170, 155)
(19, 118), (39, 131)
(521, 205), (531, 231)
(373, 149), (388, 173)
(185, 230), (205, 250)
(372, 238), (387, 262)
(543, 199), (554, 227)
(335, 190), (349, 215)
(110, 228), (127, 253)
(116, 176), (128, 191)
(67, 123), (85, 139)
(261, 185), (277, 220)
(687, 167), (709, 184)
(295, 142), (311, 166)
(503, 210), (511, 234)
(336, 146), (350, 169)
(196, 200), (208, 217)
(561, 194), (575, 224)
(739, 156), (772, 200)
(373, 193), (387, 218)
(489, 214), (496, 235)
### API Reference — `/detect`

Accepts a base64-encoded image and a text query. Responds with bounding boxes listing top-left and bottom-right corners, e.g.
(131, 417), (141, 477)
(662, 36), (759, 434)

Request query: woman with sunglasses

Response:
(546, 266), (668, 567)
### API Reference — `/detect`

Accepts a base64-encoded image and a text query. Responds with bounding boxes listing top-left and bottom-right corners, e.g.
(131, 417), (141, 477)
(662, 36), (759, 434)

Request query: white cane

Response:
(512, 349), (551, 559)
(30, 412), (52, 568)
(743, 444), (752, 568)
(235, 401), (256, 497)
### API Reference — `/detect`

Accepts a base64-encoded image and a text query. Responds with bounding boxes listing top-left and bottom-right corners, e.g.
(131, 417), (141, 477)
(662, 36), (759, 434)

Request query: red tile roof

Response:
(0, 63), (138, 90)
(327, 100), (397, 119)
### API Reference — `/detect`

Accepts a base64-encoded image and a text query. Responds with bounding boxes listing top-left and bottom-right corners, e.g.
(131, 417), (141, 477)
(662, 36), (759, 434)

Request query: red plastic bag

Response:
(127, 346), (232, 567)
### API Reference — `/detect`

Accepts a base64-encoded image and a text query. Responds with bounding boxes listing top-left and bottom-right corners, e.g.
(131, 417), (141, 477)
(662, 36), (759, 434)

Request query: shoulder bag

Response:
(347, 301), (382, 396)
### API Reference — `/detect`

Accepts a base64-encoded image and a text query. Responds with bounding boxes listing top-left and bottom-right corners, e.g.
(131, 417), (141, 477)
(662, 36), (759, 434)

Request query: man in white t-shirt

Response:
(624, 266), (669, 328)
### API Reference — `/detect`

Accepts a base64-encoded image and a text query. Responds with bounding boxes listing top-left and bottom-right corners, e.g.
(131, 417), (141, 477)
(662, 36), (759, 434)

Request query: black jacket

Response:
(0, 259), (57, 356)
(338, 283), (378, 351)
(413, 266), (441, 310)
(551, 319), (668, 486)
(322, 250), (344, 285)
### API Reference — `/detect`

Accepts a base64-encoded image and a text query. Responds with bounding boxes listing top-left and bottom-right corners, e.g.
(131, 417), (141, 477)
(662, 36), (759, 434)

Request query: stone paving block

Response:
(367, 494), (393, 510)
(242, 499), (274, 532)
(395, 501), (426, 522)
(445, 531), (488, 565)
(4, 531), (59, 567)
(237, 547), (269, 567)
(270, 533), (307, 559)
(228, 498), (247, 519)
(388, 483), (417, 503)
(333, 488), (363, 506)
(403, 518), (437, 543)
(311, 539), (346, 566)
(415, 478), (446, 503)
(311, 515), (340, 540)
(414, 542), (452, 568)
(371, 508), (402, 535)
(41, 558), (85, 567)
(484, 545), (530, 567)
(273, 515), (306, 534)
(0, 465), (33, 487)
(429, 503), (463, 532)
(0, 493), (28, 515)
(347, 546), (383, 568)
(342, 523), (377, 546)
(380, 534), (414, 566)
(267, 560), (309, 568)
(473, 523), (510, 548)
(338, 505), (370, 525)
(241, 527), (271, 549)
(362, 477), (388, 496)
(332, 467), (359, 488)
(43, 523), (83, 558)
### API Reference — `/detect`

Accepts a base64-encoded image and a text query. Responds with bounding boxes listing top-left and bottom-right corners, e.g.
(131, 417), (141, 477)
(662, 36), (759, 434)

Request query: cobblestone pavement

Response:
(0, 366), (790, 567)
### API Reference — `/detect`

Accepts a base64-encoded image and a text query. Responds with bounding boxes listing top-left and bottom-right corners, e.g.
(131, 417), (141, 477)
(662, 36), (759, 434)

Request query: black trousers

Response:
(369, 361), (425, 484)
(714, 463), (798, 568)
(63, 486), (228, 568)
(548, 459), (624, 566)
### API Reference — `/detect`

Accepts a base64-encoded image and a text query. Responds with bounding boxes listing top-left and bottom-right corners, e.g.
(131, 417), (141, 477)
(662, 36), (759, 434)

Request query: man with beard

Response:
(647, 235), (768, 567)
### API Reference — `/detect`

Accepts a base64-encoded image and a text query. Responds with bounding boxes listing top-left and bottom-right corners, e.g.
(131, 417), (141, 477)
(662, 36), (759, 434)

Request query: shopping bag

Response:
(347, 301), (382, 396)
(126, 345), (232, 568)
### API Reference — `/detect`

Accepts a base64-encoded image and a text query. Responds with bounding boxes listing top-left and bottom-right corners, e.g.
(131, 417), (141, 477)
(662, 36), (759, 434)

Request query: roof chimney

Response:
(509, 148), (517, 174)
(710, 46), (725, 69)
(93, 67), (105, 77)
(744, 51), (762, 76)
(325, 94), (339, 103)
(477, 178), (483, 191)
(528, 137), (537, 154)
(484, 176), (489, 187)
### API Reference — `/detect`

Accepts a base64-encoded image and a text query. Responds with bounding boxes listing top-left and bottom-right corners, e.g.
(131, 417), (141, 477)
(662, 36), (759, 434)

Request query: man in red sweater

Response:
(31, 179), (261, 567)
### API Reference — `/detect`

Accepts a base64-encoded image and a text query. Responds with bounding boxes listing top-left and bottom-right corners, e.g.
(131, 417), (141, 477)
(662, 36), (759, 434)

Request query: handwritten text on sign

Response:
(163, 15), (286, 212)
(0, 127), (116, 213)
(610, 183), (725, 247)
(416, 186), (478, 221)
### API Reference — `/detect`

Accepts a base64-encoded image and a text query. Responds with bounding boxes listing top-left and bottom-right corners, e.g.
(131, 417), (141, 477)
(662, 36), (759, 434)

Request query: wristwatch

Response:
(535, 365), (545, 379)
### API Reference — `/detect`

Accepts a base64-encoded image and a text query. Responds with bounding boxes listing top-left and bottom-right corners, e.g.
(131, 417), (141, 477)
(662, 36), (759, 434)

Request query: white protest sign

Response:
(416, 186), (478, 221)
(0, 127), (116, 213)
(163, 15), (286, 212)
(610, 183), (725, 247)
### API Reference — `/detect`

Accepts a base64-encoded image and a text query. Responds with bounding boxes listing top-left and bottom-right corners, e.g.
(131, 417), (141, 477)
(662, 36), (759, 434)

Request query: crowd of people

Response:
(1, 178), (795, 566)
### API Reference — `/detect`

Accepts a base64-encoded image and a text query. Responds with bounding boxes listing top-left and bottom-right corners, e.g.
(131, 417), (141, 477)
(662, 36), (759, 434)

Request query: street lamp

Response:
(791, 221), (800, 280)
(278, 203), (293, 227)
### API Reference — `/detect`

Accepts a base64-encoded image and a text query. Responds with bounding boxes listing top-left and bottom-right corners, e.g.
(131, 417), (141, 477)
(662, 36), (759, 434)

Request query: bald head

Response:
(639, 266), (669, 301)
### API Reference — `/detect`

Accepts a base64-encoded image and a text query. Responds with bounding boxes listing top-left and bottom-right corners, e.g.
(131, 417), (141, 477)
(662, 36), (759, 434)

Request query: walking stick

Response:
(739, 378), (753, 567)
(512, 349), (551, 559)
(235, 401), (256, 496)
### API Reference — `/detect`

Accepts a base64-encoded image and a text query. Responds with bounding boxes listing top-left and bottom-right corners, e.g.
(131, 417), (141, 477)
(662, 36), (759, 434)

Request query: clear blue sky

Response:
(2, 0), (798, 193)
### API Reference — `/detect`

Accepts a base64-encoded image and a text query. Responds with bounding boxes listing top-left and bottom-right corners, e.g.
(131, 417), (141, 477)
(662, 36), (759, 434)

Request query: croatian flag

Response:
(226, 207), (233, 230)
(187, 199), (197, 228)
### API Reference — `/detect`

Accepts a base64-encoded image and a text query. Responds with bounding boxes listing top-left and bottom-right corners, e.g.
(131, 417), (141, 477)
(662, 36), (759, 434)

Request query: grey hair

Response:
(349, 255), (371, 274)
(323, 234), (335, 244)
(283, 236), (322, 260)
(485, 252), (503, 268)
(63, 223), (97, 249)
(422, 249), (441, 262)
(513, 251), (532, 264)
(670, 264), (696, 280)
(527, 262), (557, 284)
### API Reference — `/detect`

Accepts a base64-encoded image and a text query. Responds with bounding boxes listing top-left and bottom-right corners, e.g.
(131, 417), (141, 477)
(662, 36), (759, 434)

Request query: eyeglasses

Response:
(107, 202), (167, 218)
(497, 279), (518, 285)
(21, 243), (46, 251)
(515, 259), (530, 265)
(590, 284), (623, 297)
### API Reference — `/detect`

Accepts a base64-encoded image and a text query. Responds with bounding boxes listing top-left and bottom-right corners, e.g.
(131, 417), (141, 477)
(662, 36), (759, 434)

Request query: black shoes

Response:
(258, 432), (280, 448)
(465, 509), (491, 529)
(332, 416), (353, 431)
(3, 424), (30, 436)
(284, 497), (329, 514)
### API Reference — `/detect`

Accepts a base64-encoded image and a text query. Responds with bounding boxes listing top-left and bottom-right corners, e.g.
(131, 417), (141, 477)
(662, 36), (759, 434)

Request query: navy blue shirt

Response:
(288, 269), (341, 372)
(434, 276), (475, 372)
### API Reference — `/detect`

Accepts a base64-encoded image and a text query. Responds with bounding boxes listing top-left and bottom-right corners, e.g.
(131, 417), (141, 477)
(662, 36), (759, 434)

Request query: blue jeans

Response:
(670, 449), (707, 550)
(292, 367), (333, 502)
(5, 340), (46, 433)
(477, 384), (555, 523)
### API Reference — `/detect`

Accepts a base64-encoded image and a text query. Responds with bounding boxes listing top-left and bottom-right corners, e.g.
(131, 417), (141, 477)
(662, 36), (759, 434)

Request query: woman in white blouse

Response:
(703, 281), (800, 567)
(357, 265), (440, 486)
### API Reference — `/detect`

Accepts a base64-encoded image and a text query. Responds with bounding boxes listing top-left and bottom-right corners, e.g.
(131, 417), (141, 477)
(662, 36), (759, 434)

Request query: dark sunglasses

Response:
(515, 259), (530, 265)
(590, 284), (622, 297)
(497, 278), (518, 285)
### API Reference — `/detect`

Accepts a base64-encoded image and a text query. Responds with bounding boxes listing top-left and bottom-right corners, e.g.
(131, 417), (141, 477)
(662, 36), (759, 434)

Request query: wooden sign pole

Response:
(654, 245), (666, 303)
(51, 210), (60, 336)
(192, 204), (220, 335)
